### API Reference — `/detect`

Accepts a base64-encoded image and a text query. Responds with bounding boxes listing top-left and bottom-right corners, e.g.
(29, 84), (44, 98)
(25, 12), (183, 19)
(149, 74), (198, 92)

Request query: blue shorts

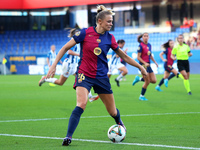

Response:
(164, 62), (174, 73)
(73, 73), (113, 94)
(146, 66), (153, 73)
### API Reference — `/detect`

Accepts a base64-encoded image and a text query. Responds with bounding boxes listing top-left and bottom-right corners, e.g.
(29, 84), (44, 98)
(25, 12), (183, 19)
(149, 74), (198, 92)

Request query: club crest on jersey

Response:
(94, 47), (102, 56)
(78, 73), (85, 83)
(75, 31), (81, 36)
(97, 39), (101, 43)
(147, 51), (151, 55)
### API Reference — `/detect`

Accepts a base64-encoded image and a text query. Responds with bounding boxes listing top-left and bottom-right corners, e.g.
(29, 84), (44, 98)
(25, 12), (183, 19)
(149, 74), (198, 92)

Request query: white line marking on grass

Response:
(0, 112), (200, 123)
(0, 134), (199, 150)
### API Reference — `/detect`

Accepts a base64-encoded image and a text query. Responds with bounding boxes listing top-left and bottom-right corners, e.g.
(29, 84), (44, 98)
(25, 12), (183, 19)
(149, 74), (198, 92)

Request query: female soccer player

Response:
(155, 40), (184, 91)
(39, 30), (99, 102)
(132, 33), (158, 101)
(107, 39), (128, 87)
(46, 5), (147, 146)
(171, 34), (193, 95)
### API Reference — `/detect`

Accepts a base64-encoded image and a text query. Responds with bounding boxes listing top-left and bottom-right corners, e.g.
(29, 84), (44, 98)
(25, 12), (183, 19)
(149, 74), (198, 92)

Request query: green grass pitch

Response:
(0, 74), (200, 150)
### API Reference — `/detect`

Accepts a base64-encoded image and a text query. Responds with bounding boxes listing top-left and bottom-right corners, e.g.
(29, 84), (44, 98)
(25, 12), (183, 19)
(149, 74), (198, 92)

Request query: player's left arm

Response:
(150, 55), (158, 67)
(115, 48), (147, 77)
(187, 46), (193, 57)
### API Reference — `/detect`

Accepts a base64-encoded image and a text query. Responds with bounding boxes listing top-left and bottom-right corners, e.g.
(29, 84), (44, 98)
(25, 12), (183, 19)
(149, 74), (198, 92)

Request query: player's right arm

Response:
(137, 53), (150, 67)
(47, 52), (51, 67)
(159, 51), (167, 62)
(68, 50), (80, 57)
(46, 38), (76, 78)
(47, 57), (50, 67)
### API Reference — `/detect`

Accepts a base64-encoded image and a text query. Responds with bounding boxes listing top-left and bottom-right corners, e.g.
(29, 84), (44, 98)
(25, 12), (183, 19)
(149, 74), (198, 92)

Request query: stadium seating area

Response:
(110, 27), (190, 51)
(0, 27), (190, 55)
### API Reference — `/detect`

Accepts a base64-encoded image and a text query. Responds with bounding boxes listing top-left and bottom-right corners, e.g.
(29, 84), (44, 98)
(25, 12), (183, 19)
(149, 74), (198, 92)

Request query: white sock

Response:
(45, 78), (57, 83)
(88, 91), (92, 98)
(116, 74), (124, 81)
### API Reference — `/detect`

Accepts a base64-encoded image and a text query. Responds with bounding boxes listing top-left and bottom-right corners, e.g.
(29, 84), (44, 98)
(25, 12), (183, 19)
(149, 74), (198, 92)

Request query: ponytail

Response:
(137, 34), (143, 43)
(162, 39), (172, 49)
(69, 28), (78, 37)
(96, 5), (115, 23)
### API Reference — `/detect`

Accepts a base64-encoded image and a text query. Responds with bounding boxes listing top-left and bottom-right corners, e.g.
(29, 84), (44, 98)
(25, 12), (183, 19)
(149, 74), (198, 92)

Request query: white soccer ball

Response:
(107, 124), (126, 143)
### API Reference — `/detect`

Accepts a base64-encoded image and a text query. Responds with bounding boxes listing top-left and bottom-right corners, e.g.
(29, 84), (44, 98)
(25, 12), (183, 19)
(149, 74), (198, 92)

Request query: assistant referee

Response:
(171, 34), (193, 95)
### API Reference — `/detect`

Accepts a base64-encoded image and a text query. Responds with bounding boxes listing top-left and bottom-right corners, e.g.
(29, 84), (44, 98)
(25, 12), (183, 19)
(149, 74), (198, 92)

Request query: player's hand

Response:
(163, 59), (167, 62)
(172, 57), (176, 61)
(46, 65), (56, 78)
(144, 62), (150, 67)
(188, 53), (193, 57)
(140, 65), (147, 77)
(155, 62), (159, 68)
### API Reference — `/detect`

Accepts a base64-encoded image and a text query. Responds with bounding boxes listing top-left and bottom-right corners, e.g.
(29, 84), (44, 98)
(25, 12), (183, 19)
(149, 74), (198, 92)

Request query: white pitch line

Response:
(0, 112), (200, 123)
(0, 134), (199, 150)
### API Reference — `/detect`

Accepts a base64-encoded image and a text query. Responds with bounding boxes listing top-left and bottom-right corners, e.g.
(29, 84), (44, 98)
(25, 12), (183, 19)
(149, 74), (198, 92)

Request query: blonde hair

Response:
(96, 5), (115, 23)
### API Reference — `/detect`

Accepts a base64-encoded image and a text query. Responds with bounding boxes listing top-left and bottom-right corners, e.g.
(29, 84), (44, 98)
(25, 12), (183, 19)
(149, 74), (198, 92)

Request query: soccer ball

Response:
(107, 124), (126, 143)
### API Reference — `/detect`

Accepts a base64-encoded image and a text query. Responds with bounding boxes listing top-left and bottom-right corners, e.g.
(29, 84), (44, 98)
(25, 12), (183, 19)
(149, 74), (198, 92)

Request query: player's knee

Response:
(151, 80), (157, 84)
(124, 70), (128, 75)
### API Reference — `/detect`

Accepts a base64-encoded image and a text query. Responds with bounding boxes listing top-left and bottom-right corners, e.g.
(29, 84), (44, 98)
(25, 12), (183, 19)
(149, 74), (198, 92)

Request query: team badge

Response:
(147, 47), (149, 49)
(137, 47), (140, 50)
(78, 73), (85, 83)
(97, 39), (101, 43)
(147, 51), (151, 56)
(94, 47), (102, 56)
(75, 31), (81, 36)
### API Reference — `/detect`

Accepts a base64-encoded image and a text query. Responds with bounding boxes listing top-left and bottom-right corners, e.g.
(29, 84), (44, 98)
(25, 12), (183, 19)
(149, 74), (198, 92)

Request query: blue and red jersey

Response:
(73, 26), (119, 78)
(137, 42), (152, 63)
(163, 47), (173, 66)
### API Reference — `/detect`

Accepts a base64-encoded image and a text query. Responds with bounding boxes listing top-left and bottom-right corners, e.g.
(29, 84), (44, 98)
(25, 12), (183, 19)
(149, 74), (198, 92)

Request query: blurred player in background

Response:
(47, 45), (62, 86)
(120, 39), (128, 81)
(39, 30), (99, 102)
(132, 33), (158, 101)
(47, 45), (62, 67)
(107, 39), (128, 87)
(46, 5), (147, 146)
(155, 40), (184, 92)
(171, 34), (193, 95)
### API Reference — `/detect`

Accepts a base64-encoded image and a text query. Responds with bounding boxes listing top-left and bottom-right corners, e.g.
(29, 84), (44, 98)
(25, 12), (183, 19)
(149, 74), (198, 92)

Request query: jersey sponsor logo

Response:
(75, 31), (81, 36)
(94, 47), (102, 56)
(97, 39), (101, 43)
(147, 51), (151, 55)
(78, 73), (85, 83)
(88, 35), (93, 37)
